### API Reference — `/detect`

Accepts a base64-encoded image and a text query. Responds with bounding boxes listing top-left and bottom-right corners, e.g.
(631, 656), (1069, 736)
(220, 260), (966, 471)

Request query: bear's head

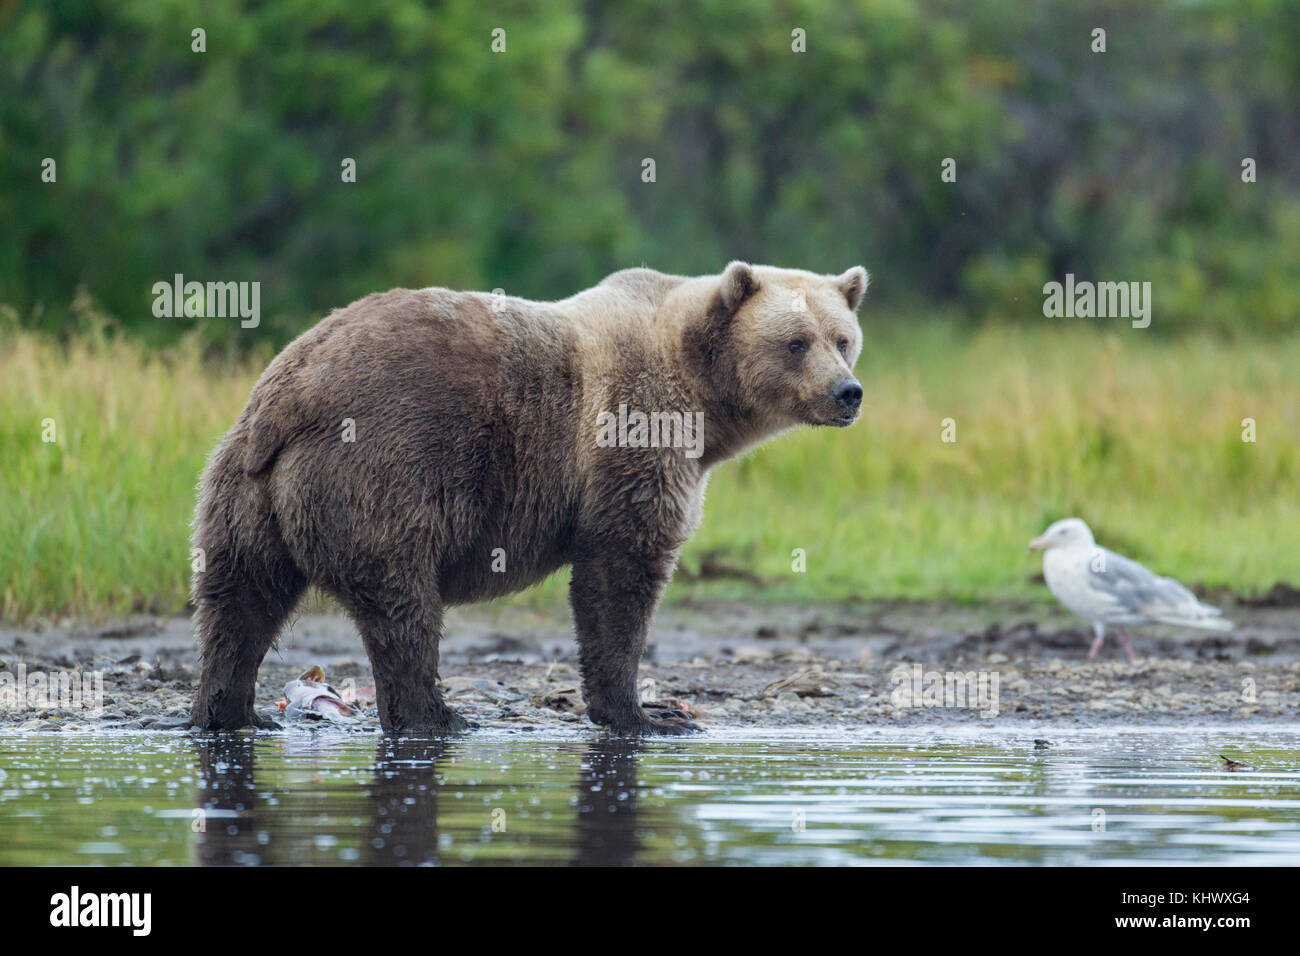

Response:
(687, 261), (868, 437)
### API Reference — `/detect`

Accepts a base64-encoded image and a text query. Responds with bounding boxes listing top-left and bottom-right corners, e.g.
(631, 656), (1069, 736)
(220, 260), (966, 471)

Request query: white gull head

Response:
(1028, 517), (1095, 553)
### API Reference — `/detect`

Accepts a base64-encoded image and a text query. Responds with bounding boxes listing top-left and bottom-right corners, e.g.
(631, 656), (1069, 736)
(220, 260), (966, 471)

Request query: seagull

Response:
(1027, 518), (1232, 660)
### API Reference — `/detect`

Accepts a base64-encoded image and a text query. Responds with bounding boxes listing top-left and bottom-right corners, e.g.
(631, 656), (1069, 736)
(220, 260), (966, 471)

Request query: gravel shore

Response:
(2, 599), (1297, 733)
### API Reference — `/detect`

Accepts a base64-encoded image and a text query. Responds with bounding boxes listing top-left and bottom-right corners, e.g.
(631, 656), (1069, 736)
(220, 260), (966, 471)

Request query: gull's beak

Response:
(1027, 535), (1049, 553)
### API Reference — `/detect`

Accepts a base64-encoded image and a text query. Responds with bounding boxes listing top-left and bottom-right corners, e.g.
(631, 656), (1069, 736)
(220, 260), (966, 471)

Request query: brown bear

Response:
(190, 262), (868, 735)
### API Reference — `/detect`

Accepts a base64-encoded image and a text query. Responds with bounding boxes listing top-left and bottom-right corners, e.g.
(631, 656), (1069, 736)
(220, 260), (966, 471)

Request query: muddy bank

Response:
(1, 600), (1297, 732)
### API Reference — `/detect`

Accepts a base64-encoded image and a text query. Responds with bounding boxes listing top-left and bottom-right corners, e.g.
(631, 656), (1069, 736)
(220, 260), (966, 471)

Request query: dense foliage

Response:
(2, 0), (1298, 345)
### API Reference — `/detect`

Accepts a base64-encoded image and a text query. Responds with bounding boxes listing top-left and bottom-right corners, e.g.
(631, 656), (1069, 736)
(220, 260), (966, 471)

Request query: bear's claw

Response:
(644, 713), (702, 735)
(190, 707), (280, 731)
(382, 707), (471, 736)
(627, 706), (703, 735)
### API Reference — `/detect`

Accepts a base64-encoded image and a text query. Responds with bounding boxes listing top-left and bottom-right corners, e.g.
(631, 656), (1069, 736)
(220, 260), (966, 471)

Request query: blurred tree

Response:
(0, 0), (1296, 345)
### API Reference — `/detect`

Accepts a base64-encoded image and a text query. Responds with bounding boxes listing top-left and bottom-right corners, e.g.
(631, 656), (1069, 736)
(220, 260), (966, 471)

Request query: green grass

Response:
(2, 320), (1297, 621)
(692, 322), (1300, 603)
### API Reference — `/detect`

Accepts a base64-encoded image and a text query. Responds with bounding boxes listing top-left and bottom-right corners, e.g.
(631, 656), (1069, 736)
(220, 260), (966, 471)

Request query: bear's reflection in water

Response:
(190, 736), (643, 866)
(573, 740), (642, 867)
(192, 735), (262, 866)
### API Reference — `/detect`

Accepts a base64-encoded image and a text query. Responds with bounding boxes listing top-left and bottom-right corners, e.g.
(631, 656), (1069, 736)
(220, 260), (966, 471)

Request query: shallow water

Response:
(1, 727), (1298, 865)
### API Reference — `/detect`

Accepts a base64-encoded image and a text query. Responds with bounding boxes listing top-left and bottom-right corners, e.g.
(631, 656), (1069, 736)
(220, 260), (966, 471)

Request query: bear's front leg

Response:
(569, 549), (700, 736)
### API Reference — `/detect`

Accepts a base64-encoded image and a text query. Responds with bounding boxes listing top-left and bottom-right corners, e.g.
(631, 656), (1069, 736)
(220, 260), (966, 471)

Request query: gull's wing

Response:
(1087, 548), (1231, 630)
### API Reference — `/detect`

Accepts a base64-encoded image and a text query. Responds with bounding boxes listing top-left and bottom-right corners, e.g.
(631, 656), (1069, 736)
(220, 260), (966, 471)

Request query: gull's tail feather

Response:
(1146, 612), (1234, 632)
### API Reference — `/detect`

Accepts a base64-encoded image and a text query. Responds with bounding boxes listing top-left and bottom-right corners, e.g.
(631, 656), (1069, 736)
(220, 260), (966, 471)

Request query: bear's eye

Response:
(787, 340), (807, 355)
(837, 338), (849, 355)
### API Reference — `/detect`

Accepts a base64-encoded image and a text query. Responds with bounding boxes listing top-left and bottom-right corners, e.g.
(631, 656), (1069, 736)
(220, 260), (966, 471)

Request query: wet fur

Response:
(190, 263), (867, 735)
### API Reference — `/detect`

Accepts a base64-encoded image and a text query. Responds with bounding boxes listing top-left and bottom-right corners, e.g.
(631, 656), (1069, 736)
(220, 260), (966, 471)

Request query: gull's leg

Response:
(1088, 622), (1106, 659)
(1118, 629), (1137, 661)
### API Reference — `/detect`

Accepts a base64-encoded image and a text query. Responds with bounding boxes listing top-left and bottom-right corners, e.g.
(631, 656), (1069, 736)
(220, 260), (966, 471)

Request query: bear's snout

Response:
(832, 379), (863, 412)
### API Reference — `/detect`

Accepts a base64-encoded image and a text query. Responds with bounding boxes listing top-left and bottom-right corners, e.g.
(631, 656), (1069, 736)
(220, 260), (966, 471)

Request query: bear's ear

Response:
(719, 260), (760, 314)
(836, 266), (869, 311)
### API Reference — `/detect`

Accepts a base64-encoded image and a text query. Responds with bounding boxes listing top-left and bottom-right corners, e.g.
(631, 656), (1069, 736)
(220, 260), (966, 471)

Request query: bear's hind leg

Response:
(191, 547), (306, 730)
(347, 599), (467, 735)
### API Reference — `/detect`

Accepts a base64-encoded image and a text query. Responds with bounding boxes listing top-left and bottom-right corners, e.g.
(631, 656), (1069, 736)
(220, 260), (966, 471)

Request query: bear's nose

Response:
(832, 379), (863, 410)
